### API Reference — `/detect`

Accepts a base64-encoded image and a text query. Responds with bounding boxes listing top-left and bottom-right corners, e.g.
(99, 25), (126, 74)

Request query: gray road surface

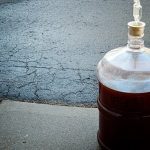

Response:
(0, 0), (150, 104)
(0, 100), (99, 150)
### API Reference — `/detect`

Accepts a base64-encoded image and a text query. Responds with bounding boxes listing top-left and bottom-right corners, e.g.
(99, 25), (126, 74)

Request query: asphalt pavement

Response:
(0, 100), (99, 150)
(0, 0), (150, 104)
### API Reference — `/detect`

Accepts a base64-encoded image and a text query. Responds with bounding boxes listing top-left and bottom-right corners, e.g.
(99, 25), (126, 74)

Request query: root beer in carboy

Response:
(97, 1), (150, 149)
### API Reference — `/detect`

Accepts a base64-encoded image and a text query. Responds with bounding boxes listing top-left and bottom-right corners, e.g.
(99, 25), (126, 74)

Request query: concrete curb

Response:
(0, 100), (100, 150)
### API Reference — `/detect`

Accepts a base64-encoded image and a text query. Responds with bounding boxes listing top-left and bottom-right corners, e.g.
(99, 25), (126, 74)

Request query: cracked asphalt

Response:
(0, 0), (150, 104)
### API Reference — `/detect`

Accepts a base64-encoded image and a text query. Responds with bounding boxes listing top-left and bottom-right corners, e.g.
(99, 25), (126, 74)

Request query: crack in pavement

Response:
(1, 0), (133, 104)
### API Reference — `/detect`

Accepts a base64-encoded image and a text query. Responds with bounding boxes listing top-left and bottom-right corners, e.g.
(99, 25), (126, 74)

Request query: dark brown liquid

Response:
(97, 82), (150, 150)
